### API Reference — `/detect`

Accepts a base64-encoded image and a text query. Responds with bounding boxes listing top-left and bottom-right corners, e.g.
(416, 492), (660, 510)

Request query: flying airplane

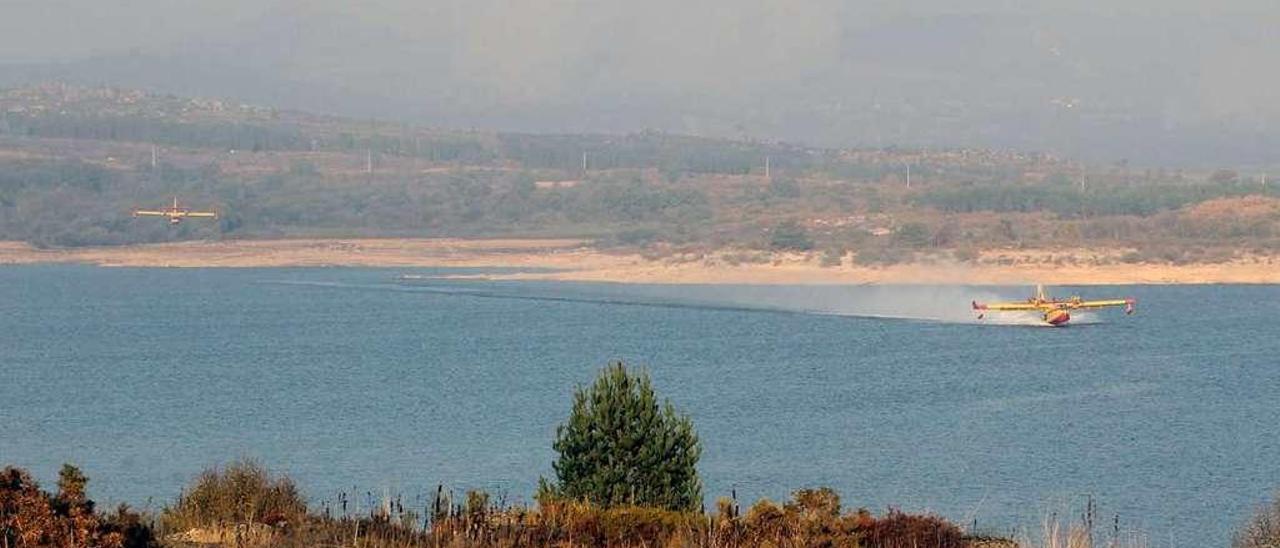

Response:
(132, 197), (218, 225)
(972, 285), (1135, 326)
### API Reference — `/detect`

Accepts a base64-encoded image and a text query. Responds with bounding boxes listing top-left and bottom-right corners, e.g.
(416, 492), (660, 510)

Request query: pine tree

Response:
(549, 361), (702, 511)
(57, 464), (89, 504)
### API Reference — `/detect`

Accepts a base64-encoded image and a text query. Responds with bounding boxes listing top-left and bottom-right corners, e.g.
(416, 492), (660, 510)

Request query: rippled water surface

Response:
(2, 265), (1278, 546)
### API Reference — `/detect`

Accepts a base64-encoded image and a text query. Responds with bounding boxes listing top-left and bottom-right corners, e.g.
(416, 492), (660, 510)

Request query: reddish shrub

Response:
(0, 465), (154, 548)
(857, 508), (965, 548)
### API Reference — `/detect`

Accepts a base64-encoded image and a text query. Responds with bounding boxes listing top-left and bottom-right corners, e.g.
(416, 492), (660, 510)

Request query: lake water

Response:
(2, 265), (1278, 546)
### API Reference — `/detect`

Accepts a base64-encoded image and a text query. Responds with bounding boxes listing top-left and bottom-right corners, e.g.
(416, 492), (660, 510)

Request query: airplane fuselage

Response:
(972, 285), (1135, 326)
(1044, 309), (1071, 326)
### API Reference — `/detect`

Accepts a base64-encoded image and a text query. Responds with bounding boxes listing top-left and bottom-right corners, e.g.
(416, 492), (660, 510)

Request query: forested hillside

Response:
(2, 84), (1277, 265)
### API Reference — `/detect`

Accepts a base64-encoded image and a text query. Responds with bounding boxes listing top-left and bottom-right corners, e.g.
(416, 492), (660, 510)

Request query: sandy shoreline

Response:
(1, 238), (1276, 285)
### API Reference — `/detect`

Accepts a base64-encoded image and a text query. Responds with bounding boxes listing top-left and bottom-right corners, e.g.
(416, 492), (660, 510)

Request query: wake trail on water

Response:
(263, 279), (800, 316)
(766, 285), (1088, 326)
(268, 278), (1096, 326)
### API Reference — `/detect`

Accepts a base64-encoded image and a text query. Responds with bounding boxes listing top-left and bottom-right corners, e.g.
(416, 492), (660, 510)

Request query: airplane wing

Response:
(1075, 298), (1135, 310)
(185, 212), (218, 218)
(972, 301), (1042, 311)
(133, 210), (167, 217)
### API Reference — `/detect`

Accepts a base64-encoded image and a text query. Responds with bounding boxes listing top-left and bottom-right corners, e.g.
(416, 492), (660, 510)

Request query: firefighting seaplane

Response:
(132, 197), (218, 225)
(972, 285), (1135, 326)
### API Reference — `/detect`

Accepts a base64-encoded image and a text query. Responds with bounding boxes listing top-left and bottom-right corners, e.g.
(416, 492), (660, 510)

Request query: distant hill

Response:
(0, 84), (1276, 267)
(2, 8), (1278, 167)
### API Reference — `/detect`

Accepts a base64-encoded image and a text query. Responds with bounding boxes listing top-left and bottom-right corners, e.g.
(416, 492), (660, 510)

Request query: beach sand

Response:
(1, 239), (1275, 285)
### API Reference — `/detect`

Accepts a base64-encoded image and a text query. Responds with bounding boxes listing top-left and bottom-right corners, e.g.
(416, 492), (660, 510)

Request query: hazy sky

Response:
(3, 1), (1279, 164)
(3, 0), (1274, 61)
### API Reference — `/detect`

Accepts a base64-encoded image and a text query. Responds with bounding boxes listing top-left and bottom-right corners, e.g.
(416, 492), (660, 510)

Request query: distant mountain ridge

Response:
(1, 8), (1277, 167)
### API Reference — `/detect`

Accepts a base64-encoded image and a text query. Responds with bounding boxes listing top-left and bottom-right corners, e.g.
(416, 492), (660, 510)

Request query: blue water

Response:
(2, 265), (1278, 546)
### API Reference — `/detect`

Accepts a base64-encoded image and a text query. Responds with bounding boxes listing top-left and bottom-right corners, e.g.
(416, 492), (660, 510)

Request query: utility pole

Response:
(905, 162), (911, 189)
(581, 151), (588, 173)
(765, 155), (771, 180)
(366, 149), (373, 175)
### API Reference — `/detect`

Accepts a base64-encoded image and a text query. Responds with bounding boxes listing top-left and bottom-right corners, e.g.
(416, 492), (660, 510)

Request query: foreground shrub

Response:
(548, 361), (702, 511)
(1235, 491), (1280, 548)
(0, 464), (155, 548)
(708, 488), (964, 548)
(8, 458), (991, 548)
(523, 499), (704, 546)
(160, 459), (307, 534)
(858, 508), (965, 548)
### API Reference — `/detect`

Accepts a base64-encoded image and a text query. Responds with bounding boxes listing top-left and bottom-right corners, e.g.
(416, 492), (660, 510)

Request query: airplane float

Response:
(132, 197), (218, 225)
(972, 285), (1135, 326)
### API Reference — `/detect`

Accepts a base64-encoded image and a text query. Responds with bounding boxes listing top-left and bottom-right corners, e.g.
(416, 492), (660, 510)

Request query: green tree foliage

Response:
(57, 463), (90, 504)
(767, 177), (801, 199)
(913, 180), (1279, 218)
(892, 222), (932, 248)
(549, 361), (702, 511)
(770, 221), (814, 251)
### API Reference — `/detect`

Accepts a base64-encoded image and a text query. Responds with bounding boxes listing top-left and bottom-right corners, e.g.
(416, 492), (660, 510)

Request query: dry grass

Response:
(1234, 491), (1280, 548)
(1014, 509), (1153, 548)
(154, 475), (978, 548)
(159, 459), (307, 537)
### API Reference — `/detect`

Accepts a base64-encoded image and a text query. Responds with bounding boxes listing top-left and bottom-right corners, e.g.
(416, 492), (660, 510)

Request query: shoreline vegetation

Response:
(2, 460), (1002, 548)
(7, 333), (1280, 548)
(8, 361), (1205, 548)
(3, 363), (1011, 548)
(1, 238), (1276, 285)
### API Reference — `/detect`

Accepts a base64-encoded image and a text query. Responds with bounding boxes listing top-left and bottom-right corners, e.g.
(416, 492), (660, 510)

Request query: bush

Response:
(0, 464), (156, 548)
(1235, 491), (1280, 548)
(860, 508), (964, 548)
(820, 247), (845, 267)
(161, 459), (307, 533)
(609, 227), (662, 247)
(855, 246), (909, 266)
(532, 500), (703, 546)
(548, 361), (702, 511)
(892, 222), (932, 248)
(952, 247), (980, 263)
(743, 498), (787, 539)
(788, 487), (841, 518)
(769, 221), (815, 251)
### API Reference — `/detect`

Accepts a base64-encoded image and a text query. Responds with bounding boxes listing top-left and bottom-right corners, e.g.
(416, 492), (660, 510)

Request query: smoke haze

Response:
(3, 1), (1278, 165)
(387, 279), (1103, 326)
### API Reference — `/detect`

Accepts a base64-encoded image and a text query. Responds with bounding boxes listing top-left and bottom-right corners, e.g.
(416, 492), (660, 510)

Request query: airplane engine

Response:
(1043, 309), (1070, 326)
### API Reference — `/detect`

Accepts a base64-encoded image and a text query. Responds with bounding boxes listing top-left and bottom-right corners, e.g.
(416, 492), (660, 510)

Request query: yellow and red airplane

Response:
(972, 285), (1135, 326)
(132, 197), (218, 225)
